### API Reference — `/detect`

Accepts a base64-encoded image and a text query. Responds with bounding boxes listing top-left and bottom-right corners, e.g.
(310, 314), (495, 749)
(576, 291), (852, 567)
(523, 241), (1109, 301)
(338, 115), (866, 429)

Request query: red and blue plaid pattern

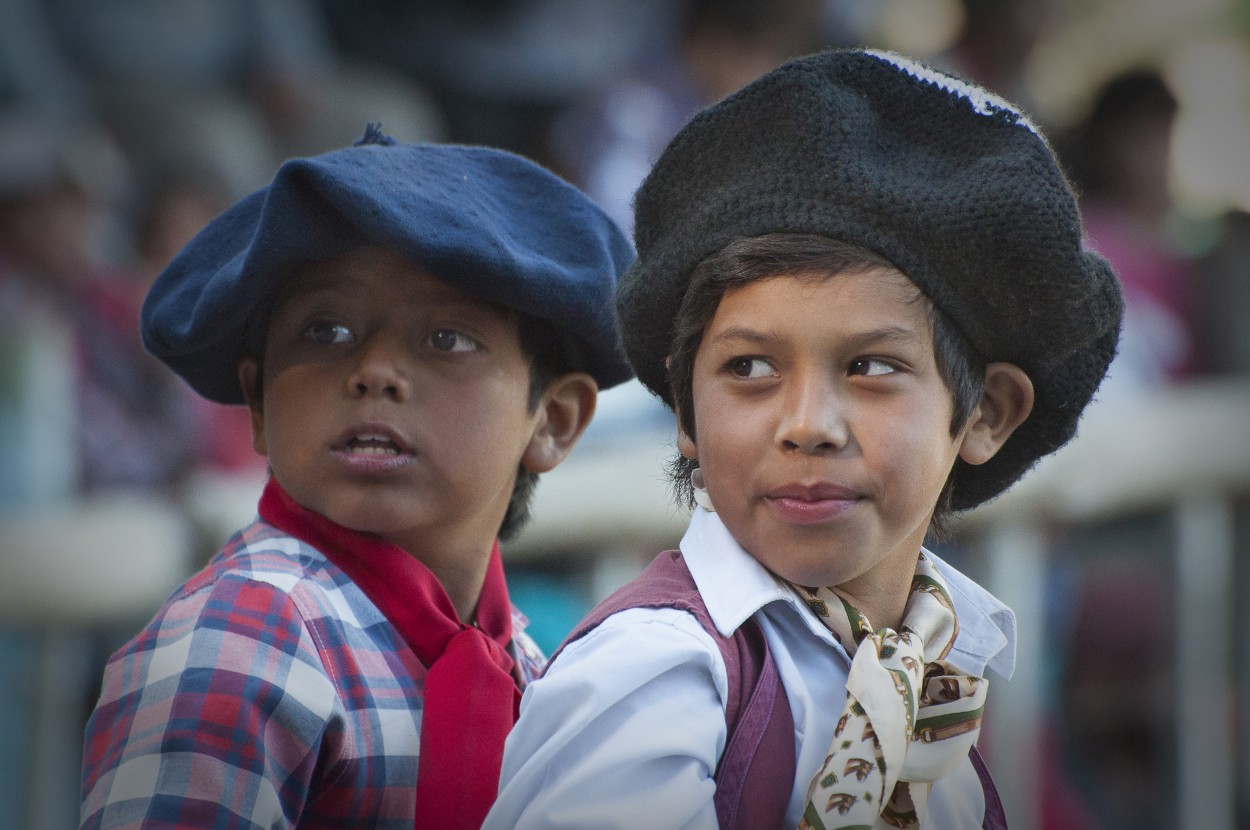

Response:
(81, 518), (544, 829)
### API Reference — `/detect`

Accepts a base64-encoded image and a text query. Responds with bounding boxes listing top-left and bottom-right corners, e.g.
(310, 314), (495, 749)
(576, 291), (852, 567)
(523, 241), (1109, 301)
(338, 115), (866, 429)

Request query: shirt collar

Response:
(924, 547), (1017, 679)
(679, 507), (796, 638)
(677, 508), (1017, 679)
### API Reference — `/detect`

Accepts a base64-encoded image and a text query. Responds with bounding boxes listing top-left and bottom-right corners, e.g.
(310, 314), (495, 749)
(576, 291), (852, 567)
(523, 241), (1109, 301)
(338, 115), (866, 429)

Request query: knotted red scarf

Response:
(259, 478), (520, 829)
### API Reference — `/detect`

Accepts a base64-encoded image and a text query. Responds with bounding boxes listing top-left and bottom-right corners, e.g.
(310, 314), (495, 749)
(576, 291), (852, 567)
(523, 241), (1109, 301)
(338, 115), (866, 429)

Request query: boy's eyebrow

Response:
(841, 325), (925, 351)
(709, 324), (924, 350)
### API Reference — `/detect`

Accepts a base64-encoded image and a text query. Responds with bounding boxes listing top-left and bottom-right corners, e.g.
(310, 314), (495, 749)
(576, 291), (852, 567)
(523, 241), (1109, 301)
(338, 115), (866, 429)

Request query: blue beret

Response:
(142, 128), (636, 404)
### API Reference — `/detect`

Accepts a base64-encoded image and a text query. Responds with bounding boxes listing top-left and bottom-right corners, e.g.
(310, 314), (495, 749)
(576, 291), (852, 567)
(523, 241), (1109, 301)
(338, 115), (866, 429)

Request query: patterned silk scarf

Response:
(259, 478), (519, 830)
(789, 554), (988, 830)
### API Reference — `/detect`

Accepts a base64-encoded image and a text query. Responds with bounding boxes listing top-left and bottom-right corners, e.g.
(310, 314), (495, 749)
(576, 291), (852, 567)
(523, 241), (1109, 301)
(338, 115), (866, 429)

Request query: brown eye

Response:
(849, 358), (895, 376)
(727, 357), (774, 378)
(427, 329), (479, 353)
(304, 321), (354, 344)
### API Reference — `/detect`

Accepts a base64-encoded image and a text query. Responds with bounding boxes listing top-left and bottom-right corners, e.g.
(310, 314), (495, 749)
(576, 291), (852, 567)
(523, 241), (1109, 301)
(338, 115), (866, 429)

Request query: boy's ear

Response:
(236, 357), (269, 457)
(668, 356), (699, 462)
(521, 372), (599, 474)
(958, 362), (1035, 466)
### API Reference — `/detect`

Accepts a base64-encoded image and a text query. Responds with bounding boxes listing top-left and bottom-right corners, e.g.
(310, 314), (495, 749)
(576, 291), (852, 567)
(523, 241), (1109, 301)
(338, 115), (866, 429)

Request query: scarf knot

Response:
(792, 554), (988, 830)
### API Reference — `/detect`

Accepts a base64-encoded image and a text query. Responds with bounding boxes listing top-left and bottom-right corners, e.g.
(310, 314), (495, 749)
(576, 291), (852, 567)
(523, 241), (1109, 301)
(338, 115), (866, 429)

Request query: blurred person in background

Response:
(0, 0), (93, 126)
(41, 0), (445, 201)
(0, 109), (213, 829)
(936, 0), (1054, 111)
(318, 0), (677, 168)
(1061, 68), (1200, 395)
(132, 173), (264, 476)
(1055, 554), (1176, 830)
(1193, 208), (1250, 376)
(549, 0), (829, 234)
(1045, 67), (1207, 830)
(0, 111), (203, 500)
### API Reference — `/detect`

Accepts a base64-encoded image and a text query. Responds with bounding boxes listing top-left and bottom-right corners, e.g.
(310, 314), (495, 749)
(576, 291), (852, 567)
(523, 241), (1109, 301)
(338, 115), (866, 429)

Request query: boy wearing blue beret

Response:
(487, 50), (1123, 829)
(80, 127), (634, 830)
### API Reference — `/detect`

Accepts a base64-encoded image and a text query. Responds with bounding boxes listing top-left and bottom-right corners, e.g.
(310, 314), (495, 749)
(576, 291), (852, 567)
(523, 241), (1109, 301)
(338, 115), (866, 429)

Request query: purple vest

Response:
(556, 550), (1008, 829)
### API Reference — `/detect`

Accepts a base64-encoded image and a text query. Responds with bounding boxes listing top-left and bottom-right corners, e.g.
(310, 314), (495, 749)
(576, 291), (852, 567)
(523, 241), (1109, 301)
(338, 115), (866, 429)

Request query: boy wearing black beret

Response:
(80, 127), (634, 830)
(487, 50), (1122, 829)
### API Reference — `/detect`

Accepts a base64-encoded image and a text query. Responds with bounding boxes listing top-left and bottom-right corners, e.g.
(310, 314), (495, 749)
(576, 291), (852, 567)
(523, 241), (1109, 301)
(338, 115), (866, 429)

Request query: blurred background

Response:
(1, 0), (1247, 828)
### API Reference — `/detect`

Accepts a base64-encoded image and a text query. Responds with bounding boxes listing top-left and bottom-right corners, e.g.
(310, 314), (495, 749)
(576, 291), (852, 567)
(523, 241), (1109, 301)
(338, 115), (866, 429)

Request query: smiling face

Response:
(679, 268), (972, 609)
(238, 246), (551, 567)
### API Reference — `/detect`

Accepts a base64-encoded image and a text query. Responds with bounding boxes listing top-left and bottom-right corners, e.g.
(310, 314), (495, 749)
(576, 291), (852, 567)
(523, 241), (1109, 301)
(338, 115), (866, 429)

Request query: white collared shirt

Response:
(487, 508), (1016, 829)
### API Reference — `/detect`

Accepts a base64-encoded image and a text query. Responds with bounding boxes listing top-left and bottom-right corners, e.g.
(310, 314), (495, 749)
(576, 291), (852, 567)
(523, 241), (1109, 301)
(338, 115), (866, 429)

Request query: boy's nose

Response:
(347, 337), (411, 401)
(776, 372), (849, 455)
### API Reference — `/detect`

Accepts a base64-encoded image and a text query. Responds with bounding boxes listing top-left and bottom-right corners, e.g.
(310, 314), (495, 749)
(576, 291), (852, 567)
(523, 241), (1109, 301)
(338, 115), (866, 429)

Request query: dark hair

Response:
(500, 313), (573, 540)
(666, 234), (986, 536)
(241, 281), (573, 542)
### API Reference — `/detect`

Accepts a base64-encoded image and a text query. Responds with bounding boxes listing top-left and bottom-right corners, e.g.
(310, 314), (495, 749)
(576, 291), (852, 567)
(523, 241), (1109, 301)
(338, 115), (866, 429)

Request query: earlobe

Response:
(958, 362), (1035, 466)
(236, 358), (269, 457)
(677, 430), (698, 461)
(521, 372), (599, 474)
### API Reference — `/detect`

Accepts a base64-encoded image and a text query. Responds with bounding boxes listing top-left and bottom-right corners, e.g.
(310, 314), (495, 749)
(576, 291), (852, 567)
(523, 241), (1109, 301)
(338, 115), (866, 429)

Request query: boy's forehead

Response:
(720, 264), (928, 310)
(712, 268), (933, 335)
(293, 245), (431, 287)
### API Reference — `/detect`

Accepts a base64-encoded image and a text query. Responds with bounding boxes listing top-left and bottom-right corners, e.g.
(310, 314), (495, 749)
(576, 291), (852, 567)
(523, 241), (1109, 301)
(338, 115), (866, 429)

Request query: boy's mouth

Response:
(765, 482), (861, 525)
(345, 434), (402, 456)
(334, 425), (414, 457)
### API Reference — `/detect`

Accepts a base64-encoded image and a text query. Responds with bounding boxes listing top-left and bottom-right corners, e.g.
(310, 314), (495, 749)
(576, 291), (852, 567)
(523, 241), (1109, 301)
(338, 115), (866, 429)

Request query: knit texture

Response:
(143, 127), (635, 404)
(618, 49), (1123, 509)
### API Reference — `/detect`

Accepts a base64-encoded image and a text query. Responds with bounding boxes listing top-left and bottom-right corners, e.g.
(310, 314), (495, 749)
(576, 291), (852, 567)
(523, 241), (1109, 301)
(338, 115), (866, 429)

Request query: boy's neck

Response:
(835, 555), (919, 633)
(422, 552), (490, 624)
(260, 481), (497, 624)
(847, 584), (909, 633)
(388, 528), (496, 624)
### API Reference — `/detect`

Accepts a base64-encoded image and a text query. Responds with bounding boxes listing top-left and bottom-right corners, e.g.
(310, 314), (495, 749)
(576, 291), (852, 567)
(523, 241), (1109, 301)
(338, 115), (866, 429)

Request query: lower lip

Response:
(766, 496), (857, 525)
(334, 449), (415, 473)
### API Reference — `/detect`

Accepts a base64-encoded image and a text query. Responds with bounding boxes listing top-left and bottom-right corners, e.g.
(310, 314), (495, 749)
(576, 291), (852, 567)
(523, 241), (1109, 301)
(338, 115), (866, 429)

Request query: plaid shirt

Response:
(80, 517), (545, 829)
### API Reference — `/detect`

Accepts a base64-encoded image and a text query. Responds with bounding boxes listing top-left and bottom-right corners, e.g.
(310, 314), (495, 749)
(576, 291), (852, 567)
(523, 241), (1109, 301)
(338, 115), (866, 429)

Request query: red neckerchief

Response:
(259, 477), (519, 829)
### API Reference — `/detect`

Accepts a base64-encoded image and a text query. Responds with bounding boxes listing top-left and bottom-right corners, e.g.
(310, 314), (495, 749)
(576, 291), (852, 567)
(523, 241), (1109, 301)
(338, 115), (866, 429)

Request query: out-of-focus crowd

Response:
(2, 0), (1247, 509)
(1, 2), (1247, 829)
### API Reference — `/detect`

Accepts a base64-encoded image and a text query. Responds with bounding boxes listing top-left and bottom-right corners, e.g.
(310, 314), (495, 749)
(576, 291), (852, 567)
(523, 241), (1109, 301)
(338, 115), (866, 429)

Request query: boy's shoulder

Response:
(555, 550), (739, 674)
(170, 519), (546, 682)
(171, 517), (389, 635)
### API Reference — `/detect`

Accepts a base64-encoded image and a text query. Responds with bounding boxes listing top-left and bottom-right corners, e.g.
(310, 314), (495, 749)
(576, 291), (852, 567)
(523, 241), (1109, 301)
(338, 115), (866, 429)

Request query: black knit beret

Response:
(618, 49), (1124, 510)
(142, 127), (635, 404)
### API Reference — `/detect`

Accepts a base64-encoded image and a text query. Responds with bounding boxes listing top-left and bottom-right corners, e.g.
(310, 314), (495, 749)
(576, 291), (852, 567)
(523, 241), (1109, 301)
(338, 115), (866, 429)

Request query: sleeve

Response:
(80, 574), (342, 830)
(485, 607), (729, 830)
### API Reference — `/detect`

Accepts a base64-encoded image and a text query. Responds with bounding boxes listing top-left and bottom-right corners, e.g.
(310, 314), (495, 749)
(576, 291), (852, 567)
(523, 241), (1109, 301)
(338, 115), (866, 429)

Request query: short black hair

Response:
(500, 312), (572, 540)
(665, 233), (986, 536)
